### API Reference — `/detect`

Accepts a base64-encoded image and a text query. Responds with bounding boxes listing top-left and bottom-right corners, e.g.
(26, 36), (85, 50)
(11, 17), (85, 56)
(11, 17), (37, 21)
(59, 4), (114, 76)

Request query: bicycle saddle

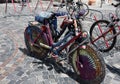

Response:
(76, 1), (83, 6)
(35, 11), (54, 24)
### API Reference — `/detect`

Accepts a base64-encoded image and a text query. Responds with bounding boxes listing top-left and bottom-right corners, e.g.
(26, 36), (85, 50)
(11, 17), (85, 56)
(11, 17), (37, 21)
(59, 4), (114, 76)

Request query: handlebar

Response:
(53, 0), (87, 20)
(53, 2), (75, 18)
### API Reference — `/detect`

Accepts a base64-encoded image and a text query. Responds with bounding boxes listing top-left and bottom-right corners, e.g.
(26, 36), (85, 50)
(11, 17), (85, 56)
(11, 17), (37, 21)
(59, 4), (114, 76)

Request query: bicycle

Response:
(24, 2), (106, 84)
(49, 0), (90, 42)
(36, 0), (89, 42)
(90, 4), (120, 52)
(85, 9), (104, 22)
(66, 0), (89, 17)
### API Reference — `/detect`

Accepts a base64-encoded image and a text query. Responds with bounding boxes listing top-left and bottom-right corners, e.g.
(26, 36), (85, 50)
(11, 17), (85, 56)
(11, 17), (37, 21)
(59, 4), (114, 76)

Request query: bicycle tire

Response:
(82, 3), (89, 17)
(89, 9), (104, 20)
(90, 20), (117, 52)
(24, 25), (49, 59)
(69, 43), (105, 84)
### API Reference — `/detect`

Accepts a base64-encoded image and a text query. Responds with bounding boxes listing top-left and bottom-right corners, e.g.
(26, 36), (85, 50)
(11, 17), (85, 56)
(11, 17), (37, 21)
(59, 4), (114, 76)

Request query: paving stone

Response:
(26, 70), (31, 75)
(113, 64), (120, 68)
(42, 80), (50, 84)
(0, 1), (120, 84)
(22, 78), (37, 84)
(21, 76), (29, 81)
(103, 75), (113, 84)
(16, 80), (23, 84)
(114, 75), (120, 81)
(0, 78), (10, 84)
(110, 79), (120, 84)
(17, 71), (24, 76)
(36, 76), (44, 82)
(42, 74), (49, 79)
(15, 67), (22, 71)
(7, 74), (18, 80)
(8, 80), (16, 84)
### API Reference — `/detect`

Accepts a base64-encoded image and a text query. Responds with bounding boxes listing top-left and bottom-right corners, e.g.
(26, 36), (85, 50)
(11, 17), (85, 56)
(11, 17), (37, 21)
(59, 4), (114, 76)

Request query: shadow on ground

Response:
(19, 47), (87, 84)
(106, 64), (120, 76)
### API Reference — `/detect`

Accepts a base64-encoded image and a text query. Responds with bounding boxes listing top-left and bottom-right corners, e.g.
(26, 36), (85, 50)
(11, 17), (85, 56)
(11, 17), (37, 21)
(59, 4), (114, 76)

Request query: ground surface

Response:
(0, 1), (120, 84)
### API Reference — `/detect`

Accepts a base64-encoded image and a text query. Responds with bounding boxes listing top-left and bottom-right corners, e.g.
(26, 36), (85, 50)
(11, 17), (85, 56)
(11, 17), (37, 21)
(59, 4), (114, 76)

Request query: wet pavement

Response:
(0, 1), (120, 84)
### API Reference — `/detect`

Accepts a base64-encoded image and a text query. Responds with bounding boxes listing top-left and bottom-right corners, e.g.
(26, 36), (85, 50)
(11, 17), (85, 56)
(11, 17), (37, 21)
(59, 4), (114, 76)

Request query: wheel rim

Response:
(31, 29), (47, 54)
(91, 20), (116, 52)
(71, 45), (102, 80)
(25, 26), (48, 58)
(76, 49), (96, 80)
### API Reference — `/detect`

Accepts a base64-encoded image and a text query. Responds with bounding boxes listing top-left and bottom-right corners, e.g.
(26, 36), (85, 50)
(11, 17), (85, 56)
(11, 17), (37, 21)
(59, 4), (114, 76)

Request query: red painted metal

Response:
(26, 0), (32, 12)
(5, 0), (8, 13)
(11, 0), (17, 12)
(94, 15), (109, 48)
(4, 0), (56, 14)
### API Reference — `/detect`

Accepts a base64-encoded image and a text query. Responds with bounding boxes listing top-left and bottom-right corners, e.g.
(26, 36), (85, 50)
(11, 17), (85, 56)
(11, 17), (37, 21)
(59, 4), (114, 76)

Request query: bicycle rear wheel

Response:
(90, 20), (117, 52)
(24, 25), (49, 59)
(69, 43), (105, 84)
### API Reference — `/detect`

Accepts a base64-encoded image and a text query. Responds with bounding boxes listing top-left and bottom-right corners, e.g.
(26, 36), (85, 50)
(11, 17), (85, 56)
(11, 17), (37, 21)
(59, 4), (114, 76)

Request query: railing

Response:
(0, 0), (58, 18)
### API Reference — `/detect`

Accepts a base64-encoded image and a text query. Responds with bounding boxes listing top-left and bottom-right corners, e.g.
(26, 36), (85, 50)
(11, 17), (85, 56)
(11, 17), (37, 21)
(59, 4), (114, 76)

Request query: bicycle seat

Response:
(76, 1), (83, 6)
(35, 11), (54, 24)
(54, 11), (68, 16)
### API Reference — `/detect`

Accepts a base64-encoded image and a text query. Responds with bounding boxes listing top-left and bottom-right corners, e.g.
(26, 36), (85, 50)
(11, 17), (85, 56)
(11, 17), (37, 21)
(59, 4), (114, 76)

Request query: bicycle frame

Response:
(29, 1), (90, 58)
(107, 13), (120, 40)
(91, 13), (120, 48)
(91, 25), (115, 45)
(31, 22), (89, 59)
(24, 1), (106, 82)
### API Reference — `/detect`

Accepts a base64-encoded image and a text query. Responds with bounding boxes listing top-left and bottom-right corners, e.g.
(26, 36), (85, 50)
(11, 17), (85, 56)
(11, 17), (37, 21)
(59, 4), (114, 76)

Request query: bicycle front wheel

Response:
(69, 43), (105, 84)
(90, 20), (117, 52)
